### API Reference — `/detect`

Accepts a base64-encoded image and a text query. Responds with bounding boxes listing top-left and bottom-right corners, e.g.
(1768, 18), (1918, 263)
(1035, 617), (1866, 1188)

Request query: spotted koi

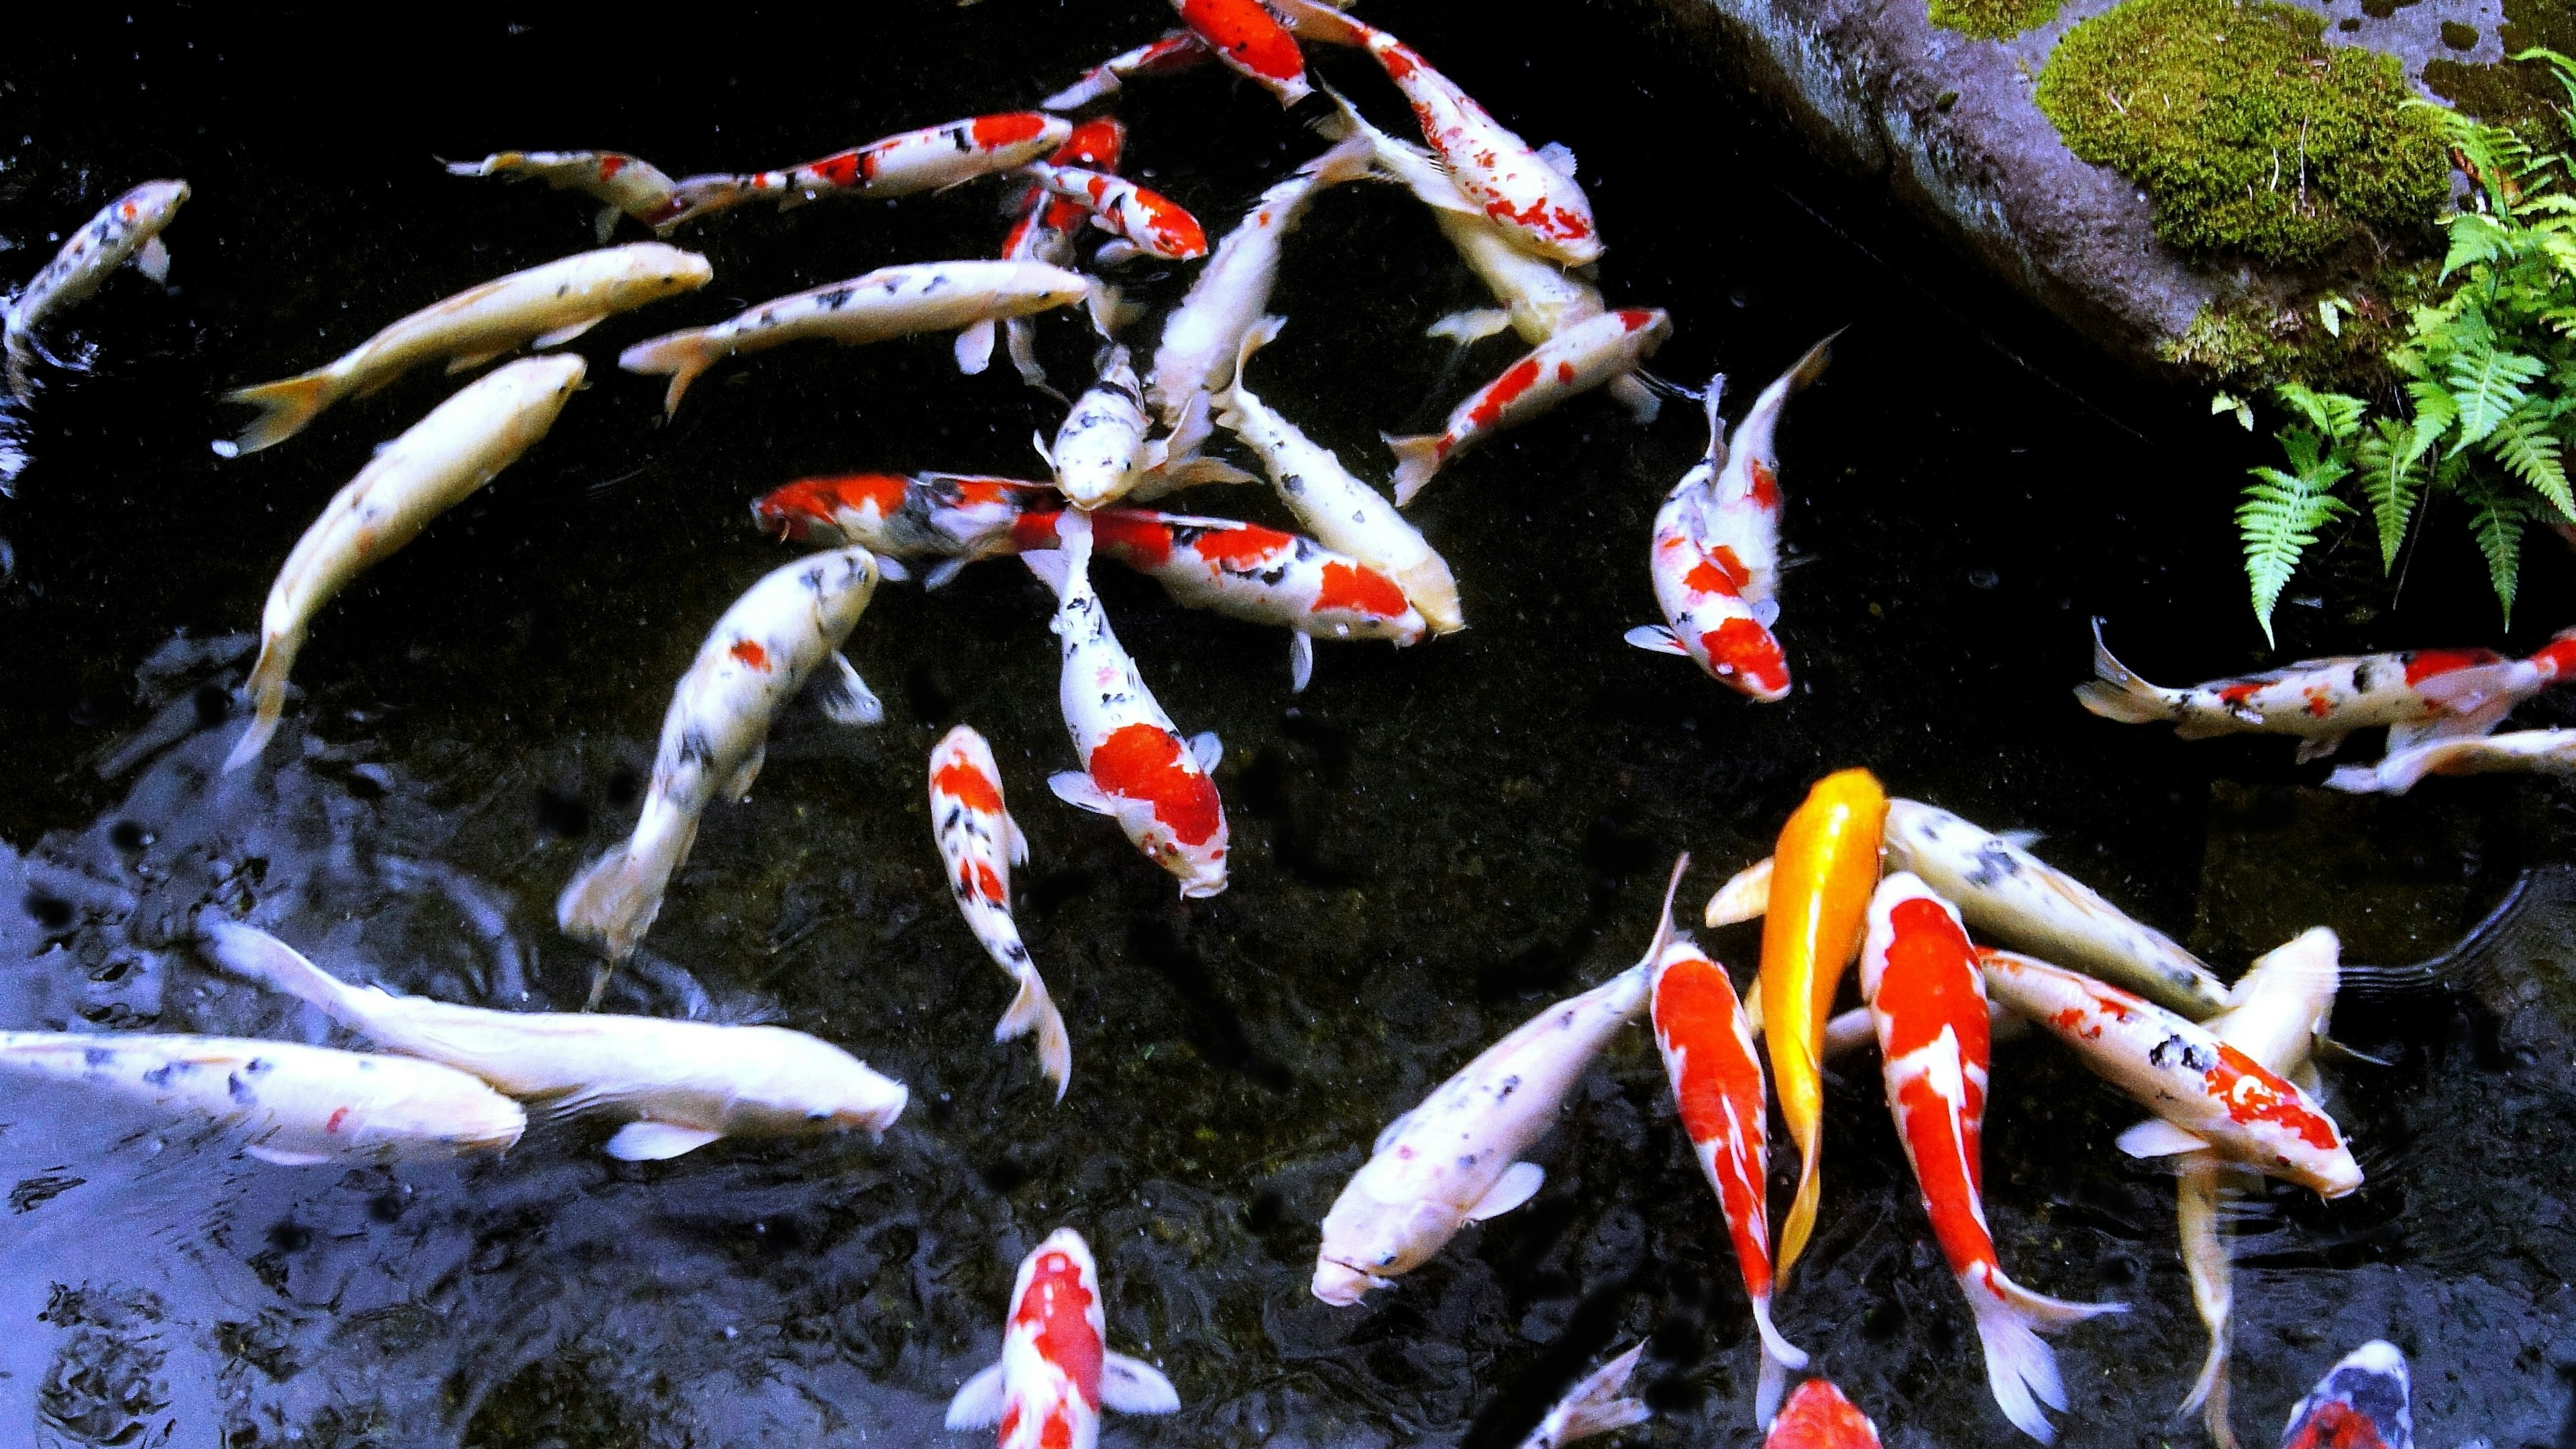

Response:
(1627, 374), (1790, 702)
(5, 179), (189, 402)
(1763, 1380), (1882, 1449)
(945, 1228), (1181, 1449)
(1170, 0), (1311, 105)
(1021, 162), (1208, 262)
(930, 727), (1072, 1099)
(657, 113), (1071, 229)
(442, 151), (685, 240)
(1385, 307), (1670, 505)
(1040, 30), (1212, 110)
(2278, 1341), (2410, 1449)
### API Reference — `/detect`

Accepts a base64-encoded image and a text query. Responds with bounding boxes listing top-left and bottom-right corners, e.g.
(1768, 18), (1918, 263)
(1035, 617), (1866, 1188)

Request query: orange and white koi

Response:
(753, 472), (1057, 578)
(658, 113), (1072, 228)
(1023, 513), (1230, 898)
(5, 179), (189, 401)
(1002, 119), (1128, 396)
(1313, 857), (1685, 1305)
(1146, 133), (1377, 428)
(219, 243), (707, 453)
(1978, 949), (2361, 1199)
(558, 549), (885, 966)
(1171, 0), (1311, 105)
(2076, 619), (2546, 763)
(1860, 875), (2125, 1442)
(1764, 1380), (1882, 1449)
(228, 356), (586, 772)
(1385, 307), (1670, 505)
(2327, 725), (2576, 794)
(1041, 30), (1212, 111)
(0, 1030), (525, 1167)
(1627, 377), (1789, 703)
(616, 260), (1099, 415)
(442, 151), (685, 240)
(1647, 885), (1808, 1424)
(1036, 345), (1251, 510)
(1517, 1344), (1652, 1449)
(1021, 163), (1209, 263)
(2279, 1341), (2410, 1449)
(945, 1228), (1181, 1449)
(1013, 508), (1423, 691)
(1220, 317), (1464, 634)
(930, 727), (1072, 1099)
(1760, 768), (1888, 1292)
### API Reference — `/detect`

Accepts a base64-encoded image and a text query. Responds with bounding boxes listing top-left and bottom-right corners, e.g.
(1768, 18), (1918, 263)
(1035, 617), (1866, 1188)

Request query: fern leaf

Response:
(2239, 457), (2351, 644)
(2449, 341), (2546, 447)
(2445, 211), (2511, 276)
(2485, 397), (2575, 519)
(2355, 417), (2426, 570)
(2467, 490), (2532, 626)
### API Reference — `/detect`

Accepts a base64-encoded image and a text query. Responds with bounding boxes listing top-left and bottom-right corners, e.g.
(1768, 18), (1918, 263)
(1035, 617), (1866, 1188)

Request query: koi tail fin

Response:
(659, 174), (755, 230)
(1304, 131), (1379, 189)
(5, 324), (34, 402)
(2071, 617), (2173, 724)
(218, 368), (341, 455)
(1963, 1263), (2128, 1444)
(225, 632), (299, 772)
(1020, 510), (1092, 598)
(2176, 1165), (2237, 1446)
(555, 816), (696, 965)
(1085, 280), (1140, 338)
(199, 920), (371, 1025)
(996, 965), (1073, 1102)
(617, 330), (719, 418)
(1532, 1342), (1651, 1448)
(1754, 1347), (1790, 1429)
(2326, 744), (2443, 796)
(1773, 1148), (1821, 1293)
(1778, 330), (1837, 397)
(1384, 432), (1444, 506)
(1272, 0), (1366, 46)
(1006, 317), (1065, 402)
(1749, 1294), (1809, 1426)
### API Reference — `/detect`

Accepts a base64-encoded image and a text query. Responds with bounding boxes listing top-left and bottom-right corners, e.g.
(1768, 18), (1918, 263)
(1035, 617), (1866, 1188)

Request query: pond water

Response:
(5, 3), (2576, 1446)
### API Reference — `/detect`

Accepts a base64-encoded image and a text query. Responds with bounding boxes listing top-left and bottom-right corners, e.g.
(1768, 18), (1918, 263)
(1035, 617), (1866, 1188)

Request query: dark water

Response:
(6, 3), (2576, 1446)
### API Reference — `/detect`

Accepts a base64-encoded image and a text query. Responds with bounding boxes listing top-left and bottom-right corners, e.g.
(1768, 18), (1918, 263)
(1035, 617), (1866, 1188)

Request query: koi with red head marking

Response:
(751, 471), (1057, 576)
(1169, 0), (1311, 105)
(1978, 948), (2362, 1199)
(1021, 163), (1208, 261)
(1860, 875), (2124, 1443)
(1762, 1380), (1882, 1449)
(945, 1228), (1181, 1449)
(443, 152), (684, 241)
(1040, 30), (1212, 110)
(2279, 1341), (2411, 1449)
(930, 727), (1071, 1099)
(1628, 374), (1790, 702)
(1384, 308), (1670, 505)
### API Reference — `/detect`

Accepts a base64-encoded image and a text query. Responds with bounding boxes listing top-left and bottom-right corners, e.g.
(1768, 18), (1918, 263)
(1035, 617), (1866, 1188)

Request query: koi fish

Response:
(1318, 89), (1601, 347)
(1003, 119), (1129, 397)
(1385, 308), (1671, 505)
(2278, 1341), (2410, 1449)
(1760, 768), (1888, 1291)
(1170, 0), (1311, 105)
(2327, 726), (2576, 794)
(1041, 30), (1212, 111)
(1313, 855), (1685, 1304)
(227, 355), (586, 772)
(1282, 6), (1598, 264)
(1036, 345), (1252, 510)
(1220, 317), (1464, 634)
(442, 151), (685, 239)
(1516, 1344), (1651, 1449)
(1764, 1380), (1882, 1449)
(1022, 513), (1230, 898)
(0, 1030), (523, 1167)
(5, 179), (190, 401)
(1703, 798), (2231, 1021)
(201, 921), (906, 1161)
(1146, 133), (1377, 429)
(1021, 163), (1209, 262)
(930, 726), (1072, 1099)
(1647, 883), (1808, 1424)
(945, 1228), (1181, 1449)
(655, 114), (1073, 228)
(557, 548), (885, 968)
(1860, 874), (2125, 1442)
(2075, 619), (2541, 763)
(1978, 948), (2361, 1198)
(753, 471), (1057, 574)
(1627, 377), (1789, 702)
(218, 243), (707, 453)
(617, 260), (1101, 415)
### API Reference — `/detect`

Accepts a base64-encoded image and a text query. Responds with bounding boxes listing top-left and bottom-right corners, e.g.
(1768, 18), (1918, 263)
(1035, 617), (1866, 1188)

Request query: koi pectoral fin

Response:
(1101, 1353), (1182, 1415)
(1465, 1160), (1544, 1221)
(2292, 732), (2348, 765)
(1289, 633), (1314, 694)
(445, 345), (513, 375)
(1050, 771), (1118, 815)
(1624, 625), (1688, 656)
(533, 316), (603, 350)
(955, 318), (996, 376)
(1427, 309), (1513, 346)
(1608, 372), (1661, 425)
(720, 744), (766, 802)
(2116, 1119), (2212, 1159)
(1188, 731), (1222, 771)
(136, 235), (172, 285)
(812, 652), (885, 726)
(1094, 239), (1148, 267)
(604, 1120), (724, 1161)
(943, 1362), (1008, 1430)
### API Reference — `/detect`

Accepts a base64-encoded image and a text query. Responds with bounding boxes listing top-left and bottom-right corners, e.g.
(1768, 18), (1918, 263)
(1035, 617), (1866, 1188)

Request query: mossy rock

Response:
(2035, 0), (2449, 266)
(2426, 0), (2576, 131)
(1927, 0), (2062, 42)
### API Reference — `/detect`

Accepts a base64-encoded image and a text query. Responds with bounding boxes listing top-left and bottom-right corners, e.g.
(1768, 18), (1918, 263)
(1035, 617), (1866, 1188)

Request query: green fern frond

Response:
(2466, 489), (2533, 625)
(2449, 340), (2546, 447)
(2239, 445), (2352, 644)
(2485, 397), (2575, 519)
(2355, 417), (2426, 570)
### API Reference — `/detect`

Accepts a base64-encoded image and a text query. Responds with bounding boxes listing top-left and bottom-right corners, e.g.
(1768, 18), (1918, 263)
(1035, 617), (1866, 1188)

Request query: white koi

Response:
(1385, 307), (1671, 505)
(1034, 347), (1250, 509)
(228, 354), (586, 772)
(5, 179), (190, 401)
(2327, 726), (2576, 794)
(202, 921), (906, 1161)
(945, 1228), (1181, 1449)
(442, 151), (686, 240)
(930, 726), (1072, 1099)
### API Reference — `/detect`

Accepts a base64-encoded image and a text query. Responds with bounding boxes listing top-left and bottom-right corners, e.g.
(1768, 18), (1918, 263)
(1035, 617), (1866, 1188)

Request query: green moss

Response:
(2160, 262), (2436, 391)
(2035, 0), (2449, 265)
(2426, 0), (2576, 128)
(1928, 0), (2062, 42)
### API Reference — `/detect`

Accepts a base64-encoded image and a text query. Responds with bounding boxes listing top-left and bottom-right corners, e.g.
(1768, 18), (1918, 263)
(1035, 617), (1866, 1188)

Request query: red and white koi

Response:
(616, 260), (1099, 416)
(753, 471), (1057, 576)
(1627, 376), (1790, 704)
(1647, 886), (1809, 1424)
(1517, 1344), (1652, 1449)
(557, 548), (885, 966)
(945, 1228), (1181, 1449)
(0, 1030), (525, 1167)
(1041, 30), (1212, 111)
(1313, 857), (1685, 1305)
(1146, 133), (1377, 429)
(2279, 1341), (2410, 1449)
(1036, 345), (1252, 510)
(203, 921), (907, 1161)
(1023, 513), (1230, 898)
(1385, 307), (1671, 505)
(229, 356), (587, 772)
(220, 243), (708, 453)
(1978, 949), (2362, 1199)
(1013, 507), (1424, 691)
(5, 179), (189, 401)
(1764, 1380), (1882, 1449)
(1220, 317), (1464, 633)
(2076, 619), (2546, 763)
(929, 728), (1072, 1100)
(443, 151), (685, 240)
(1170, 0), (1312, 105)
(1021, 163), (1209, 263)
(657, 113), (1071, 228)
(1861, 875), (2125, 1443)
(1002, 119), (1128, 396)
(2327, 725), (2576, 794)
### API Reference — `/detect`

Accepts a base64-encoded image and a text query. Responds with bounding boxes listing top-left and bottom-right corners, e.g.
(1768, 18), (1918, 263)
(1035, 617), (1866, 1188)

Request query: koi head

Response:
(1311, 1193), (1459, 1305)
(1135, 189), (1208, 260)
(1055, 117), (1127, 170)
(1764, 1379), (1882, 1448)
(606, 242), (715, 305)
(1699, 616), (1791, 702)
(718, 1029), (909, 1137)
(2526, 627), (2576, 682)
(2280, 1340), (2409, 1449)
